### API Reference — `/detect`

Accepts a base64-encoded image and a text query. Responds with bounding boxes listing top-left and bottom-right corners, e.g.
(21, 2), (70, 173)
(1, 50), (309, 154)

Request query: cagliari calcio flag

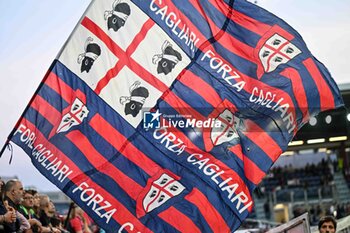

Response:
(3, 0), (343, 232)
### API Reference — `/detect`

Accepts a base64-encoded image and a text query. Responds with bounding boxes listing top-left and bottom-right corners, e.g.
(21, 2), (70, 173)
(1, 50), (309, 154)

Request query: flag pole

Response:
(0, 0), (96, 159)
(0, 139), (9, 158)
(64, 202), (75, 229)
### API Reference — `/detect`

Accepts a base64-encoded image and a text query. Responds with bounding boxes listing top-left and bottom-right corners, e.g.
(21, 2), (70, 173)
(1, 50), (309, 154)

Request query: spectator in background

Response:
(39, 194), (61, 233)
(19, 190), (42, 232)
(263, 201), (270, 220)
(49, 200), (69, 232)
(30, 189), (41, 218)
(3, 179), (26, 232)
(318, 216), (337, 233)
(67, 203), (92, 233)
(3, 180), (24, 210)
(0, 177), (17, 233)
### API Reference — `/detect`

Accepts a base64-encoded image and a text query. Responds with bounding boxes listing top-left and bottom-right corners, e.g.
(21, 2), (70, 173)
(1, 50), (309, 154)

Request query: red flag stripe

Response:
(280, 68), (310, 122)
(189, 0), (256, 63)
(151, 0), (206, 48)
(179, 70), (222, 107)
(229, 144), (243, 161)
(89, 114), (127, 151)
(162, 90), (206, 121)
(81, 17), (169, 94)
(89, 114), (161, 177)
(30, 94), (63, 139)
(185, 188), (231, 233)
(81, 18), (123, 55)
(94, 60), (126, 95)
(231, 10), (271, 36)
(229, 144), (266, 185)
(45, 72), (75, 104)
(125, 58), (168, 92)
(20, 119), (153, 233)
(31, 95), (61, 127)
(66, 130), (143, 200)
(243, 156), (267, 185)
(303, 58), (335, 111)
(206, 0), (271, 36)
(190, 0), (256, 63)
(158, 206), (201, 233)
(243, 120), (282, 162)
(126, 18), (155, 55)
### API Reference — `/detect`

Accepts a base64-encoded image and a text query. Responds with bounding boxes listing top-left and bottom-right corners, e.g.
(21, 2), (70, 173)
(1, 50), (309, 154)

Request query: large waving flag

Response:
(1, 0), (343, 232)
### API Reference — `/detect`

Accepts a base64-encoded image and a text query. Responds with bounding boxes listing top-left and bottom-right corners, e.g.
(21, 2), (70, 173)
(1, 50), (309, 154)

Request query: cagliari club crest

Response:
(104, 0), (131, 32)
(137, 172), (185, 217)
(259, 33), (301, 73)
(211, 109), (240, 146)
(203, 109), (241, 152)
(56, 98), (89, 134)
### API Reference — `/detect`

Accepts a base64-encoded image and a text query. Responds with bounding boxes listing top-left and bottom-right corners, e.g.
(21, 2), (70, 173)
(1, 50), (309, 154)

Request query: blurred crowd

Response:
(0, 177), (103, 233)
(267, 159), (335, 190)
(254, 158), (350, 225)
(292, 202), (350, 226)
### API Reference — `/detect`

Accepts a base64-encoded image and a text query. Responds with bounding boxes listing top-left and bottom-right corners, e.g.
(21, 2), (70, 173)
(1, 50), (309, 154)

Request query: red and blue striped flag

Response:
(2, 0), (343, 232)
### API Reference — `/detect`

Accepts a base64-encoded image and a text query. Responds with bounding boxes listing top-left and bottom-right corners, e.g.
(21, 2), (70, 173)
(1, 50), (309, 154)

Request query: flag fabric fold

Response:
(3, 0), (343, 232)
